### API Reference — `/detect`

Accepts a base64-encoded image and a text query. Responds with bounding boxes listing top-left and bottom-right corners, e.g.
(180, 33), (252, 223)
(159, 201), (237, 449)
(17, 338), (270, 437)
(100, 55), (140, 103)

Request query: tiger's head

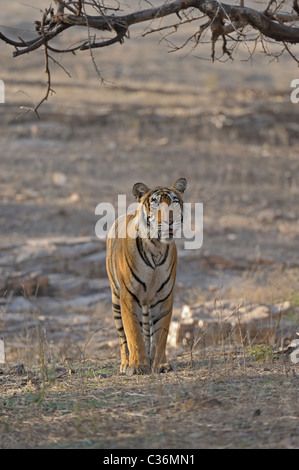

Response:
(132, 178), (187, 243)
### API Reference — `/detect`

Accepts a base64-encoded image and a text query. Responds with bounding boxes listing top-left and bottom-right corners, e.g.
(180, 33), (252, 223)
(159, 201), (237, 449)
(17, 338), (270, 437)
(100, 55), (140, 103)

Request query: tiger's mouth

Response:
(145, 205), (183, 241)
(157, 223), (175, 240)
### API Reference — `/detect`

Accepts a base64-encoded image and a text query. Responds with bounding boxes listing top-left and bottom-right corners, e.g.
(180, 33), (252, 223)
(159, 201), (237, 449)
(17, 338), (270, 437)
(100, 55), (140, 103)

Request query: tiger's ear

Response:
(132, 182), (150, 201)
(172, 177), (187, 194)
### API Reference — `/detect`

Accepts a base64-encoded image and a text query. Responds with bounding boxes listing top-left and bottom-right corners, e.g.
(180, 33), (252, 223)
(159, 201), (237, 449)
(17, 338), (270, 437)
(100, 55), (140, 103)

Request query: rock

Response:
(55, 240), (102, 259)
(15, 188), (40, 201)
(257, 209), (277, 223)
(0, 236), (111, 351)
(67, 192), (80, 203)
(270, 301), (292, 316)
(168, 321), (180, 348)
(52, 172), (68, 187)
(67, 251), (107, 278)
(14, 243), (57, 265)
(229, 305), (270, 326)
(169, 299), (297, 348)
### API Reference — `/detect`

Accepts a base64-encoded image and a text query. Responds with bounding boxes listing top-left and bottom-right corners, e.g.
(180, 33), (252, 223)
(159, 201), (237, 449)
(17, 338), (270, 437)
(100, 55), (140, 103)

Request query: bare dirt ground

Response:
(0, 1), (298, 449)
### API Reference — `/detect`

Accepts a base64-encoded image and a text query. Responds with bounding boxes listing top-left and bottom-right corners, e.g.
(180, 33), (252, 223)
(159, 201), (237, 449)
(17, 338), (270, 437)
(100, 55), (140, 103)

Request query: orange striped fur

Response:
(106, 178), (187, 375)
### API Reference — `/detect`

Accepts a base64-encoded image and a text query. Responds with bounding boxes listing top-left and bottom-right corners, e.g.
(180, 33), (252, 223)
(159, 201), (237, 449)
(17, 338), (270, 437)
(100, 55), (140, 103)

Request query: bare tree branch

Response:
(1, 0), (299, 113)
(18, 9), (56, 118)
(196, 0), (299, 43)
(1, 0), (299, 57)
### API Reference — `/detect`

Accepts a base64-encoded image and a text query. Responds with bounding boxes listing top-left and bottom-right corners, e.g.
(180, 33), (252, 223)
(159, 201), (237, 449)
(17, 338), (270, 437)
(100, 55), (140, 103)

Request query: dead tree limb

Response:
(1, 0), (299, 57)
(1, 0), (298, 113)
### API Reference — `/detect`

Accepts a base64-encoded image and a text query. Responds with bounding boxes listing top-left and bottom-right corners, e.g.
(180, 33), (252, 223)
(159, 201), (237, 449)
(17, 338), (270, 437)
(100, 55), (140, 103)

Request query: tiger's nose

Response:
(162, 218), (173, 227)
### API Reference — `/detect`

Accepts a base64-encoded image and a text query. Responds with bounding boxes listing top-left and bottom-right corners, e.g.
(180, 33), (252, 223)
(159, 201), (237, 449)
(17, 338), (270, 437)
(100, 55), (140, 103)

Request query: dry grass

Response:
(0, 345), (298, 449)
(227, 267), (299, 306)
(1, 262), (298, 449)
(180, 266), (299, 308)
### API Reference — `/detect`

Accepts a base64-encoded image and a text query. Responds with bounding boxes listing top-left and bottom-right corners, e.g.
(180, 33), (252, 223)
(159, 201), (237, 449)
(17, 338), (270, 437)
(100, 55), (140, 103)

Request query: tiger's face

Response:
(133, 178), (187, 243)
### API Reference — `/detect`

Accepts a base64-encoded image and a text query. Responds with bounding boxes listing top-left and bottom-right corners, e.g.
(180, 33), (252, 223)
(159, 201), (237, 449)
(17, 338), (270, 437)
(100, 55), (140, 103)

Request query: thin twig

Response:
(19, 9), (55, 119)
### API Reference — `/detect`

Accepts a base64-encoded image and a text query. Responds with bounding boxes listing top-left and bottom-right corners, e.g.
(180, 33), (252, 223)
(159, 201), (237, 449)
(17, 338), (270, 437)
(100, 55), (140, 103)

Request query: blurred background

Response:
(0, 0), (298, 360)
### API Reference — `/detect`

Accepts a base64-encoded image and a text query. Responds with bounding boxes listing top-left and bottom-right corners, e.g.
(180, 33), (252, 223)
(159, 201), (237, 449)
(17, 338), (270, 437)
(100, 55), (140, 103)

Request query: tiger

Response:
(106, 178), (187, 375)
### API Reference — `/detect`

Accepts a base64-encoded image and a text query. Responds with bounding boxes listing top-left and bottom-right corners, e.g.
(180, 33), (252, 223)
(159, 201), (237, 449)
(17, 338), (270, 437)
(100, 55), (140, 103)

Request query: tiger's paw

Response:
(152, 362), (172, 374)
(126, 364), (151, 376)
(120, 362), (129, 374)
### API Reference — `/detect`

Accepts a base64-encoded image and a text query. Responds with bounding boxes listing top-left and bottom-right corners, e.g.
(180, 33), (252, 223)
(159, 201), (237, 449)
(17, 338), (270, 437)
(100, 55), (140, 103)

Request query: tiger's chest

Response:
(125, 239), (177, 308)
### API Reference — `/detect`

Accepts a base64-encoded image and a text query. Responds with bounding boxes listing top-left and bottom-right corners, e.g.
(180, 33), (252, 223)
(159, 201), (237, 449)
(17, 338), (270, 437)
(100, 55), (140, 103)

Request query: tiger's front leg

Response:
(150, 293), (174, 373)
(120, 293), (151, 376)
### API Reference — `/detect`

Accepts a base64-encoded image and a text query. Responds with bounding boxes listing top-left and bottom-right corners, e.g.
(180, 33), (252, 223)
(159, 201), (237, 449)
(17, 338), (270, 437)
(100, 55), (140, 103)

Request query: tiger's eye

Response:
(150, 199), (159, 208)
